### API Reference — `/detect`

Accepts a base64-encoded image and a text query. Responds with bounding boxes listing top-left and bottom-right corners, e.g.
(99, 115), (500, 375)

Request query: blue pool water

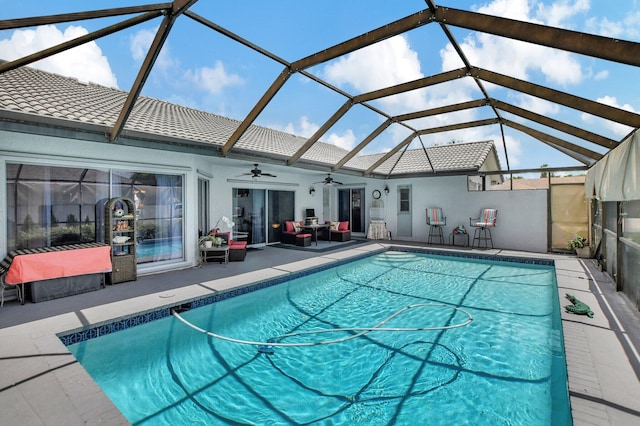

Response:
(136, 238), (183, 263)
(67, 251), (571, 425)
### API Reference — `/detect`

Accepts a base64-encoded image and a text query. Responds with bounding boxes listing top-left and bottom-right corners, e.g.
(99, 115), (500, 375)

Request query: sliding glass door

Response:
(338, 187), (365, 233)
(233, 188), (294, 246)
(268, 190), (295, 244)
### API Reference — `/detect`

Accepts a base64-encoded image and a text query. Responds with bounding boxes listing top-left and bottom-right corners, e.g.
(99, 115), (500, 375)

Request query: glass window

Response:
(604, 201), (617, 232)
(622, 200), (640, 244)
(112, 171), (184, 264)
(6, 163), (109, 250)
(6, 164), (184, 266)
(399, 187), (410, 212)
(198, 178), (209, 238)
(468, 175), (483, 191)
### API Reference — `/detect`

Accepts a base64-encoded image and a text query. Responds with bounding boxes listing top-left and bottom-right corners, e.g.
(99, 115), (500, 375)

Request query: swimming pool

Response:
(66, 250), (571, 425)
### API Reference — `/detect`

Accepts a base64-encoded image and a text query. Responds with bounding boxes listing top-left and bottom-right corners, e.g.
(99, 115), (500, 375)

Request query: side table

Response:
(449, 232), (469, 247)
(200, 244), (229, 265)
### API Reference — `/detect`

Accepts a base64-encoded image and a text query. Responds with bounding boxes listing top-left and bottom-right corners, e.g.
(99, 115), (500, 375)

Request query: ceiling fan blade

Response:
(242, 163), (277, 178)
(314, 173), (343, 185)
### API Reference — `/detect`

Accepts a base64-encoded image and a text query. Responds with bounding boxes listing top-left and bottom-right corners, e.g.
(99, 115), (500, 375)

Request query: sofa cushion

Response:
(285, 221), (296, 232)
(330, 229), (351, 242)
(215, 232), (244, 248)
(230, 241), (247, 250)
(338, 221), (349, 231)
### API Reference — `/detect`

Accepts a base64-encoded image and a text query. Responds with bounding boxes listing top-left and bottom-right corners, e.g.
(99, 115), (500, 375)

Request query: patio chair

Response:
(470, 208), (497, 249)
(426, 208), (446, 244)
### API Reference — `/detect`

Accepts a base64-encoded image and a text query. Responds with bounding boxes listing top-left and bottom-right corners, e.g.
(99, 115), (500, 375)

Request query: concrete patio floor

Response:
(1, 242), (639, 425)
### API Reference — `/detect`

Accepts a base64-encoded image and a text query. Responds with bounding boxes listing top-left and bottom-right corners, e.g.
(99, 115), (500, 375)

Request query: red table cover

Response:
(4, 246), (112, 285)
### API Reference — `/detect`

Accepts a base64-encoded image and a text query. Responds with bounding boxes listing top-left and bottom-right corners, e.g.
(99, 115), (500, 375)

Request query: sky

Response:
(2, 0), (640, 175)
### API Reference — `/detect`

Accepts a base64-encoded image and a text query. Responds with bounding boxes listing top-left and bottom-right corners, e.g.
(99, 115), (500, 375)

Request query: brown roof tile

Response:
(0, 64), (498, 176)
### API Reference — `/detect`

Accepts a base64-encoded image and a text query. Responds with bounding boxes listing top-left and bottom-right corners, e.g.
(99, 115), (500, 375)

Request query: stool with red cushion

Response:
(296, 233), (312, 247)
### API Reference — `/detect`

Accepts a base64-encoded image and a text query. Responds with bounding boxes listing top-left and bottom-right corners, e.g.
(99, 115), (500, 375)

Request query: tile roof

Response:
(0, 64), (498, 176)
(353, 141), (497, 175)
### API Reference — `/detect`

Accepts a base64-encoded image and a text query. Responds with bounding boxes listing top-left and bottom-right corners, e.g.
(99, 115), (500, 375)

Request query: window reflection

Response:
(6, 164), (184, 265)
(622, 200), (640, 243)
(6, 164), (109, 250)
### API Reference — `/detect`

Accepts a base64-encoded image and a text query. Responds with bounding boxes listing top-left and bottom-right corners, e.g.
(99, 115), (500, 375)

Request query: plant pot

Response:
(204, 240), (213, 248)
(575, 246), (591, 258)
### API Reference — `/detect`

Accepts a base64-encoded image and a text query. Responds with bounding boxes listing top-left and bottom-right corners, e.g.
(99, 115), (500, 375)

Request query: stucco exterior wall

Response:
(371, 176), (548, 253)
(1, 130), (550, 275)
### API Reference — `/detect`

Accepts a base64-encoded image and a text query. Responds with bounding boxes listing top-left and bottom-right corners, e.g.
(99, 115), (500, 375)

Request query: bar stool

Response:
(470, 208), (498, 249)
(296, 233), (312, 247)
(426, 208), (446, 244)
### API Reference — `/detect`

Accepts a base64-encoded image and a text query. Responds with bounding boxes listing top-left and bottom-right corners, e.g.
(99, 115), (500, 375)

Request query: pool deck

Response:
(0, 242), (639, 425)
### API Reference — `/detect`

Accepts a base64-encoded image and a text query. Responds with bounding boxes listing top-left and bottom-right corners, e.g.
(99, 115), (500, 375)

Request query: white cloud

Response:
(442, 6), (584, 87)
(312, 0), (605, 167)
(475, 0), (535, 22)
(184, 61), (243, 94)
(130, 27), (242, 96)
(586, 9), (640, 39)
(129, 27), (177, 76)
(497, 134), (523, 169)
(535, 0), (590, 28)
(593, 70), (609, 80)
(323, 35), (422, 93)
(322, 35), (430, 113)
(283, 116), (319, 137)
(0, 25), (118, 88)
(279, 116), (356, 150)
(129, 28), (154, 62)
(581, 95), (635, 136)
(325, 129), (357, 150)
(516, 94), (560, 116)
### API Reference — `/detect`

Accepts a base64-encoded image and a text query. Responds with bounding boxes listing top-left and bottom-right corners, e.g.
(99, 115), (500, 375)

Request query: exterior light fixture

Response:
(384, 185), (389, 195)
(309, 186), (316, 196)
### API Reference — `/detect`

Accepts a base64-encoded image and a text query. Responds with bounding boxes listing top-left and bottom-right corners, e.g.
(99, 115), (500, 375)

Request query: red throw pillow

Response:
(285, 221), (295, 232)
(338, 221), (349, 231)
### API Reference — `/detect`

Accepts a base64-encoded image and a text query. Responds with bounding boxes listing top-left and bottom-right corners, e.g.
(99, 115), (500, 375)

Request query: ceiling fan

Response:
(239, 164), (277, 179)
(314, 173), (343, 185)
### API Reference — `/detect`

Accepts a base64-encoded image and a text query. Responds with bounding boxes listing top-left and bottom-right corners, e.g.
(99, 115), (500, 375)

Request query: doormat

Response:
(272, 238), (368, 253)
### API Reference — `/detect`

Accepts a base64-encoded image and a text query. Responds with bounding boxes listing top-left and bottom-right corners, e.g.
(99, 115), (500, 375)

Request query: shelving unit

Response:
(105, 197), (137, 284)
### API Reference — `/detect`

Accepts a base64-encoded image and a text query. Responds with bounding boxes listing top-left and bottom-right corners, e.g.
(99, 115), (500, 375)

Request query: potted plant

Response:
(568, 235), (590, 258)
